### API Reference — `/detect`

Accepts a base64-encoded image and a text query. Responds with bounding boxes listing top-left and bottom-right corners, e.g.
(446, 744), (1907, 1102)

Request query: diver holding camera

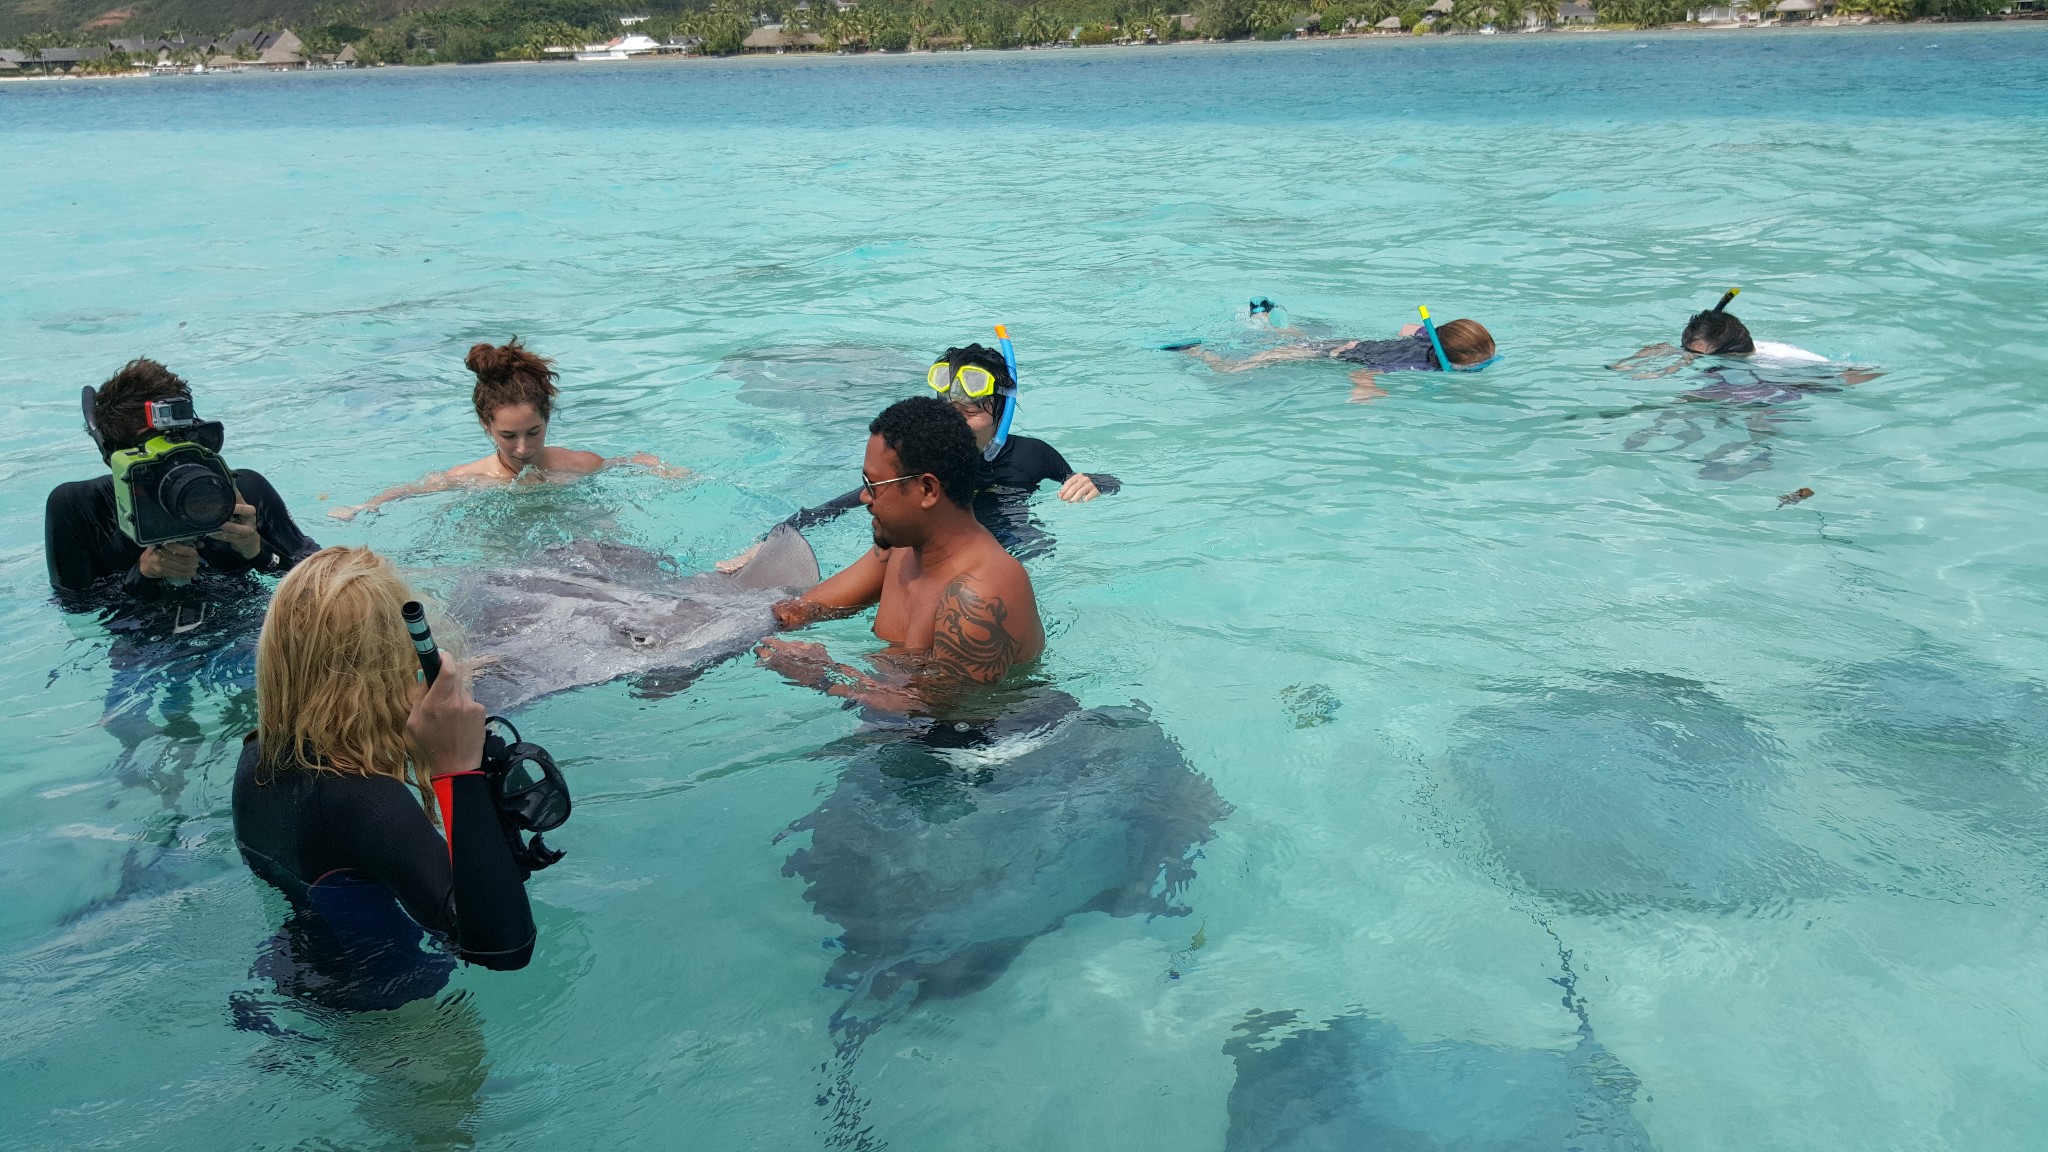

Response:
(232, 547), (571, 1008)
(44, 359), (318, 632)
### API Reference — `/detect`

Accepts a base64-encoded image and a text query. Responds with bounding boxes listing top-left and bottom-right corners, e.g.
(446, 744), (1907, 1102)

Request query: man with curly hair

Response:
(756, 397), (1044, 712)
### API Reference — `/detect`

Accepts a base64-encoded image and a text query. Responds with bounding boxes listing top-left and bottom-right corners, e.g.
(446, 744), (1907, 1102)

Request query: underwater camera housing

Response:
(105, 397), (236, 547)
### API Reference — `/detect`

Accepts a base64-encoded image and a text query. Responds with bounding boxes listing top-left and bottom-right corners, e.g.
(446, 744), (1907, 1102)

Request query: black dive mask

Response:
(482, 717), (570, 871)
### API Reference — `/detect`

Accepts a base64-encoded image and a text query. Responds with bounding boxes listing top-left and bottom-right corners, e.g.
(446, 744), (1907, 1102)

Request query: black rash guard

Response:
(45, 469), (318, 633)
(233, 737), (536, 1007)
(782, 435), (1121, 541)
(1327, 332), (1440, 372)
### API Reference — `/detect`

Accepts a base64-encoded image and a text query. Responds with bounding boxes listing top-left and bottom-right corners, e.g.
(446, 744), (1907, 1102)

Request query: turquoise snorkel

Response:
(1418, 305), (1499, 373)
(988, 324), (1021, 462)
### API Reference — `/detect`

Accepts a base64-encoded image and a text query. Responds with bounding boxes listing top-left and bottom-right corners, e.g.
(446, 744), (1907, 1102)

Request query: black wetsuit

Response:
(44, 469), (318, 634)
(783, 435), (1119, 558)
(1329, 333), (1439, 372)
(233, 738), (536, 1010)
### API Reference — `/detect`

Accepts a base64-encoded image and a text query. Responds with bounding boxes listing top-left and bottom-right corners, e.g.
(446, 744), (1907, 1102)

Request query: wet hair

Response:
(869, 396), (978, 510)
(935, 343), (1014, 410)
(257, 546), (437, 807)
(93, 359), (191, 452)
(466, 338), (560, 425)
(1681, 310), (1754, 355)
(1436, 319), (1496, 367)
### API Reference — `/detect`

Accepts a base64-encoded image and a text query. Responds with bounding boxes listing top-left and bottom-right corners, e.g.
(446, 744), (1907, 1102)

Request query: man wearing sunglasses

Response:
(719, 344), (1116, 572)
(756, 397), (1043, 712)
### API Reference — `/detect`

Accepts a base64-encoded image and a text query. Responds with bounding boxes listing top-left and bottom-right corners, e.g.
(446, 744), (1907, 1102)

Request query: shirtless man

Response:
(756, 397), (1044, 712)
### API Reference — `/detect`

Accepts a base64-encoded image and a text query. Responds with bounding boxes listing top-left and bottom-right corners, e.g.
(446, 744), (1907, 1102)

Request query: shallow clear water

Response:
(4, 25), (2048, 1150)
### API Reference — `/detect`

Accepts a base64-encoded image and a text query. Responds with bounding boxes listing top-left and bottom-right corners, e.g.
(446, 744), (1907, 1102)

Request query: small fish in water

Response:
(1280, 683), (1341, 728)
(1778, 487), (1815, 508)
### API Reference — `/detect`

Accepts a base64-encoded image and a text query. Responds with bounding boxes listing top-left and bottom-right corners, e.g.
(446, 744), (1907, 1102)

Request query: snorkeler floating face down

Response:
(1681, 289), (1755, 356)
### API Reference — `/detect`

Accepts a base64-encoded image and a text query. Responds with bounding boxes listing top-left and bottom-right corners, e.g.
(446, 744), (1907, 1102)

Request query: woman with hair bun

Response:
(330, 338), (682, 520)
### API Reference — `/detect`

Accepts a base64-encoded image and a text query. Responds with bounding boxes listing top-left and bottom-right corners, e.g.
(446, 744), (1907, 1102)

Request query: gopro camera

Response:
(106, 396), (236, 547)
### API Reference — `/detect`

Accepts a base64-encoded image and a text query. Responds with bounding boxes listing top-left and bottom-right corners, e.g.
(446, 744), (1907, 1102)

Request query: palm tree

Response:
(1012, 6), (1049, 41)
(1251, 0), (1299, 33)
(1445, 0), (1488, 27)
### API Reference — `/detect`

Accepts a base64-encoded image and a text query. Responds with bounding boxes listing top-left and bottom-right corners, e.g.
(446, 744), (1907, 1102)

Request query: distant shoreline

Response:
(4, 16), (2042, 85)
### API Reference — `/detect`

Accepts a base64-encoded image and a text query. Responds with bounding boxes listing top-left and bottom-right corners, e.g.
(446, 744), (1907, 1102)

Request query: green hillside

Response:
(1, 0), (459, 44)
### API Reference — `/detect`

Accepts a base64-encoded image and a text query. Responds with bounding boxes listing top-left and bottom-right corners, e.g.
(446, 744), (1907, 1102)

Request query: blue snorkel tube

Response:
(1418, 305), (1500, 373)
(988, 324), (1021, 461)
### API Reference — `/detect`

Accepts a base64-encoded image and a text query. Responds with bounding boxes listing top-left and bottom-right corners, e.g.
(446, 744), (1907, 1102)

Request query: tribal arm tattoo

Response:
(922, 577), (1020, 687)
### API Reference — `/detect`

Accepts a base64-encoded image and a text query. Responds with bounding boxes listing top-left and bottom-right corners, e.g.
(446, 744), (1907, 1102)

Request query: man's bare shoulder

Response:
(960, 538), (1036, 606)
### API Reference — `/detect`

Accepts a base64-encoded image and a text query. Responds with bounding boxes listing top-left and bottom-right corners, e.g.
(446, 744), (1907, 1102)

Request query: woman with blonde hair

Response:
(330, 337), (683, 520)
(232, 546), (536, 1001)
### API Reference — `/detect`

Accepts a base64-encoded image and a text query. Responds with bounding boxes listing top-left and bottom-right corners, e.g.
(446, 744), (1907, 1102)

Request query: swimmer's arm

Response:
(328, 472), (466, 520)
(755, 638), (922, 712)
(760, 576), (1028, 713)
(1183, 345), (1323, 373)
(606, 451), (690, 479)
(1056, 473), (1101, 502)
(1347, 370), (1386, 403)
(1608, 344), (1688, 375)
(770, 545), (886, 629)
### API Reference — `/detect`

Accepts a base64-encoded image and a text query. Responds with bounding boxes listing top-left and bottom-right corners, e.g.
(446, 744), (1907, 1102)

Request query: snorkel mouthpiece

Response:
(988, 324), (1020, 461)
(1713, 288), (1740, 313)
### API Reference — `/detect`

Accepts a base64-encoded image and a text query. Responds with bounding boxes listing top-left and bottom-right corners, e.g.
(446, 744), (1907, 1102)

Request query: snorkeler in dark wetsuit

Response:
(233, 549), (538, 1014)
(728, 341), (1118, 563)
(1172, 300), (1497, 401)
(1602, 290), (1883, 481)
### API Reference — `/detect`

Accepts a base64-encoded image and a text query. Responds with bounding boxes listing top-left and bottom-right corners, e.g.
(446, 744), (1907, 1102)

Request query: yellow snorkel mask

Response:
(927, 360), (1000, 401)
(928, 338), (1021, 461)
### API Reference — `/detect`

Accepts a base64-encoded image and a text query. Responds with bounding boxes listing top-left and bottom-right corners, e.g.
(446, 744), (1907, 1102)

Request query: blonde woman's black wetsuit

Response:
(233, 736), (535, 1010)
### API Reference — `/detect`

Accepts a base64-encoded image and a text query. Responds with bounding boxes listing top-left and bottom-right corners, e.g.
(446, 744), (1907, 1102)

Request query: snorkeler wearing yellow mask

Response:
(724, 333), (1117, 568)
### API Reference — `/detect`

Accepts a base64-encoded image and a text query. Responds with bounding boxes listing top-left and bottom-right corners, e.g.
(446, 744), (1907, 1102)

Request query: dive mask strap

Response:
(81, 385), (110, 462)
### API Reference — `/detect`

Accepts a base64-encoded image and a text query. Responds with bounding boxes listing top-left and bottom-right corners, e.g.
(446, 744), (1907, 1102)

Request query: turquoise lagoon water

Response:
(4, 25), (2048, 1150)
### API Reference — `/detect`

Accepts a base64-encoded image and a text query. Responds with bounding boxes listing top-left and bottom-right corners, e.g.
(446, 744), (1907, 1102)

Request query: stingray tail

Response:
(826, 964), (920, 1048)
(813, 968), (919, 1151)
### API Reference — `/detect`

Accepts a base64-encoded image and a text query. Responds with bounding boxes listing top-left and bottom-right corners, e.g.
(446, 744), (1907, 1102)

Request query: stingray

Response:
(717, 345), (927, 421)
(1223, 1008), (1654, 1152)
(1815, 644), (2048, 857)
(1444, 671), (1835, 913)
(444, 525), (820, 713)
(776, 695), (1232, 1040)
